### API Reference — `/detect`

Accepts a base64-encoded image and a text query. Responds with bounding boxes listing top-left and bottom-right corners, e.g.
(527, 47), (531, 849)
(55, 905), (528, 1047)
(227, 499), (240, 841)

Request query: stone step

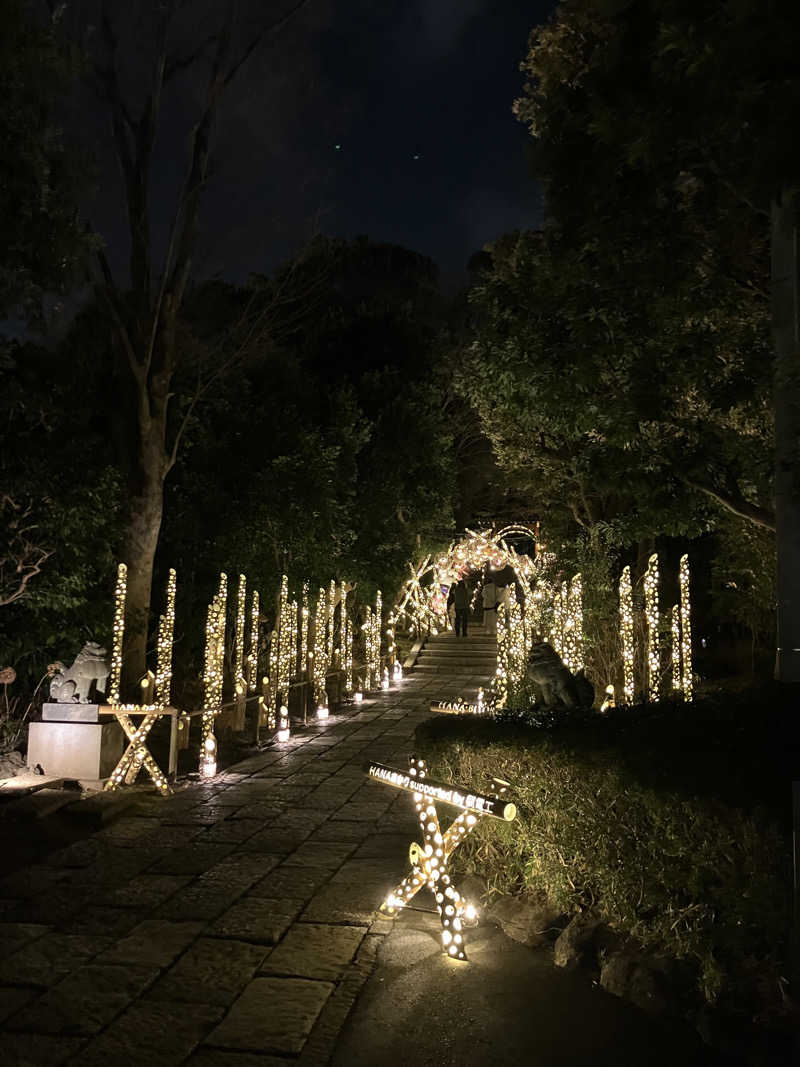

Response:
(420, 646), (497, 657)
(412, 664), (496, 676)
(416, 648), (499, 665)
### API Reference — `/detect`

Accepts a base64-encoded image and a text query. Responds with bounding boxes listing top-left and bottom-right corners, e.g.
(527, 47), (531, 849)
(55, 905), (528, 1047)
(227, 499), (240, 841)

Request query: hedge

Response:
(414, 688), (794, 1020)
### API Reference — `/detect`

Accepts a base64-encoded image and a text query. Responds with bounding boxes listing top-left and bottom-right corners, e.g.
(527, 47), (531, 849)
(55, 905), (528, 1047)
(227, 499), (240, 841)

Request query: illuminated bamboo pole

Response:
(277, 575), (291, 706)
(300, 581), (309, 673)
(154, 568), (176, 706)
(362, 605), (373, 689)
(344, 592), (353, 693)
(233, 574), (247, 691)
(619, 566), (634, 704)
(313, 586), (327, 702)
(327, 578), (336, 666)
(569, 572), (583, 672)
(248, 591), (260, 693)
(108, 562), (128, 705)
(550, 582), (565, 660)
(671, 604), (681, 693)
(373, 590), (382, 689)
(201, 572), (227, 771)
(644, 553), (660, 701)
(267, 623), (278, 730)
(679, 554), (693, 701)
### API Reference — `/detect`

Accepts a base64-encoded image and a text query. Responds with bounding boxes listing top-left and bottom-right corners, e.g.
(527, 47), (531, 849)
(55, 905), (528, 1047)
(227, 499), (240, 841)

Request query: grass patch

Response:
(415, 685), (795, 1020)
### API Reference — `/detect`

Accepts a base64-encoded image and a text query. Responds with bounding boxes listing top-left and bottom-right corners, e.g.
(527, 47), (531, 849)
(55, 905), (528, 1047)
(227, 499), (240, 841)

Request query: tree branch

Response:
(683, 476), (775, 531)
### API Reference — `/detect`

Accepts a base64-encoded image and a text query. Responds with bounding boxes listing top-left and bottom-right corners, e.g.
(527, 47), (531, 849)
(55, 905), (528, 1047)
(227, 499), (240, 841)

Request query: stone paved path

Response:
(0, 654), (492, 1066)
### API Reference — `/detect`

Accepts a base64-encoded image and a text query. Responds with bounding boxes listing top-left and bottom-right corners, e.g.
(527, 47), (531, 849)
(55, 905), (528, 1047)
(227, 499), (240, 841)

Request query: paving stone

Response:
(282, 772), (333, 786)
(201, 853), (282, 891)
(269, 809), (330, 831)
(0, 984), (37, 1024)
(226, 802), (286, 822)
(210, 897), (302, 944)
(75, 999), (224, 1066)
(205, 976), (334, 1055)
(300, 881), (382, 925)
(0, 932), (111, 986)
(150, 843), (237, 875)
(248, 866), (332, 901)
(95, 816), (161, 843)
(0, 1032), (85, 1065)
(109, 874), (192, 910)
(282, 841), (356, 868)
(156, 885), (238, 922)
(0, 921), (51, 957)
(264, 785), (312, 803)
(0, 865), (69, 899)
(7, 962), (159, 1035)
(306, 820), (373, 844)
(57, 906), (146, 939)
(329, 802), (390, 822)
(186, 1050), (292, 1067)
(42, 839), (108, 868)
(239, 827), (310, 852)
(147, 937), (269, 1007)
(98, 919), (204, 968)
(352, 832), (415, 858)
(329, 858), (399, 887)
(203, 819), (263, 843)
(260, 923), (365, 981)
(134, 824), (210, 850)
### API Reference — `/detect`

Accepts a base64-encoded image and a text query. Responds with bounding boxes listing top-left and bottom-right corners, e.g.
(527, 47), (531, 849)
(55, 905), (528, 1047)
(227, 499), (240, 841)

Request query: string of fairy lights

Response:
(617, 552), (692, 704)
(101, 524), (694, 792)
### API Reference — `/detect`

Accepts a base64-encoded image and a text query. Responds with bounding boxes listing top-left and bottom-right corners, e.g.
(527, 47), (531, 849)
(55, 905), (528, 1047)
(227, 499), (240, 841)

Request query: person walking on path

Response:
(453, 579), (470, 637)
(483, 574), (498, 635)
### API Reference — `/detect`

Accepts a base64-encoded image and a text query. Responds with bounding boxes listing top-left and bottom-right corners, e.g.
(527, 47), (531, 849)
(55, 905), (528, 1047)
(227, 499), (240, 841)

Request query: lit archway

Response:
(389, 525), (550, 638)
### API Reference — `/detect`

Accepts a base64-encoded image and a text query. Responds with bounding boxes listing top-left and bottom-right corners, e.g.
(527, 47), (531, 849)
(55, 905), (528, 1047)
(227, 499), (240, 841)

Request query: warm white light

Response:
(619, 565), (634, 704)
(316, 704), (329, 720)
(644, 553), (660, 701)
(354, 691), (363, 704)
(679, 554), (693, 700)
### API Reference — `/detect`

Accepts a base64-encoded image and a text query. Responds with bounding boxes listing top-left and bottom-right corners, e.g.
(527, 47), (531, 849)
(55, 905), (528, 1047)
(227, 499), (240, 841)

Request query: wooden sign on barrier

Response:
(365, 756), (516, 960)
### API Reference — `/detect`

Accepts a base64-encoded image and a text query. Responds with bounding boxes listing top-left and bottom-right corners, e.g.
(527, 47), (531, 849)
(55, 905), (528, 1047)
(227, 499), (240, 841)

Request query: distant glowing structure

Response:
(619, 565), (634, 704)
(108, 563), (127, 705)
(644, 553), (660, 701)
(679, 554), (693, 700)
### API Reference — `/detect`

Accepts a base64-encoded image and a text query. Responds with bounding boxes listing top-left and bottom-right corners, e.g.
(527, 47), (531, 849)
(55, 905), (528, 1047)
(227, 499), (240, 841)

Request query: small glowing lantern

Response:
(381, 667), (390, 691)
(316, 702), (329, 721)
(277, 704), (290, 742)
(202, 735), (217, 778)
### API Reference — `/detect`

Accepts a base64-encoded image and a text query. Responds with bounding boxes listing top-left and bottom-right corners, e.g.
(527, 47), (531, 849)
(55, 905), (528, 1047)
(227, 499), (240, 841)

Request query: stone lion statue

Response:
(49, 642), (110, 704)
(526, 642), (594, 710)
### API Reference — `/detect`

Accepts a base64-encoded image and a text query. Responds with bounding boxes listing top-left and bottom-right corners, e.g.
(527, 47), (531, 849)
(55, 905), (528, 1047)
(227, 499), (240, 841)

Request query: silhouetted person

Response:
(483, 575), (498, 635)
(453, 579), (469, 637)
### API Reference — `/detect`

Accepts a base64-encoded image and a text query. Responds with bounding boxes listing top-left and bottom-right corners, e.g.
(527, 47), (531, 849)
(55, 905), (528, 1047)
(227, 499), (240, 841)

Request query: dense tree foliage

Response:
(0, 0), (92, 324)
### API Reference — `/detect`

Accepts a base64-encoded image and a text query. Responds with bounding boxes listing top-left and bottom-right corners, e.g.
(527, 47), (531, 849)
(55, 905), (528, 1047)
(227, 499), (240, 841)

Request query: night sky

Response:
(87, 0), (556, 291)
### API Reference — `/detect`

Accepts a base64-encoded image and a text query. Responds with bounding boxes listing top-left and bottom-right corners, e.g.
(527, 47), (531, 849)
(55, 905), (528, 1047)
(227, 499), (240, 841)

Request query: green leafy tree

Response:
(512, 0), (800, 680)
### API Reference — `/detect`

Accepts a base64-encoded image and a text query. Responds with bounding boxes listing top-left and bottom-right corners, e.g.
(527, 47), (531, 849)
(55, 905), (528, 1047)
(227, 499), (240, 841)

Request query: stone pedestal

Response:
(42, 702), (102, 723)
(27, 720), (124, 780)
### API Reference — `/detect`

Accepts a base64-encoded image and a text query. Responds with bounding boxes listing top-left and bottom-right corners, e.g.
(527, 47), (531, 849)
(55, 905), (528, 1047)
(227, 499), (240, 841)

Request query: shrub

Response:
(415, 689), (793, 1020)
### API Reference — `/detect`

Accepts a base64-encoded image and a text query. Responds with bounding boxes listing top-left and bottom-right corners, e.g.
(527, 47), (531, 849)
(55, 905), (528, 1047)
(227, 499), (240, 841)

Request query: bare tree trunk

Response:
(772, 190), (800, 684)
(122, 463), (164, 692)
